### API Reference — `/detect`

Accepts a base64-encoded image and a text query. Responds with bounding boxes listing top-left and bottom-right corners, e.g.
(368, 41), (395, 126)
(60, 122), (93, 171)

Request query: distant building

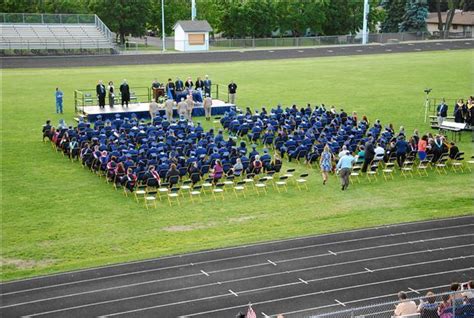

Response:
(173, 20), (213, 52)
(426, 10), (473, 35)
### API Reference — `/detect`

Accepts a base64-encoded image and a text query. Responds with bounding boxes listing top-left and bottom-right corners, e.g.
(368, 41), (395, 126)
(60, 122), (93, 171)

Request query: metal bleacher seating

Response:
(0, 13), (115, 53)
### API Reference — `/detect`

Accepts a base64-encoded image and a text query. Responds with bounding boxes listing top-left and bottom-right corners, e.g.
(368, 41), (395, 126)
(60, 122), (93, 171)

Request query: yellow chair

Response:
(233, 181), (246, 198)
(296, 173), (309, 191)
(144, 191), (158, 209)
(189, 185), (203, 203)
(212, 183), (225, 201)
(275, 176), (288, 193)
(167, 187), (181, 206)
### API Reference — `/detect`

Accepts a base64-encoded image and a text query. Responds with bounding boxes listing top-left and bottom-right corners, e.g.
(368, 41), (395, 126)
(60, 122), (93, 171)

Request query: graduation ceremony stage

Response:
(79, 99), (235, 122)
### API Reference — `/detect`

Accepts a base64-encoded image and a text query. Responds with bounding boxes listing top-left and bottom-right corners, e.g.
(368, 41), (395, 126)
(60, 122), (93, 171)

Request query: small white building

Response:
(173, 20), (213, 52)
(426, 11), (473, 36)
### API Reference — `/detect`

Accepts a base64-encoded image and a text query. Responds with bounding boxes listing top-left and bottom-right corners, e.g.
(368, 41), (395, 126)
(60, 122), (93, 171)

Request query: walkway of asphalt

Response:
(1, 215), (473, 317)
(1, 39), (472, 69)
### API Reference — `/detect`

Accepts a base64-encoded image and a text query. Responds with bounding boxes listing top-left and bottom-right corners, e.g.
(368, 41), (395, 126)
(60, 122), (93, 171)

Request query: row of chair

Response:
(349, 152), (472, 184)
(123, 169), (310, 209)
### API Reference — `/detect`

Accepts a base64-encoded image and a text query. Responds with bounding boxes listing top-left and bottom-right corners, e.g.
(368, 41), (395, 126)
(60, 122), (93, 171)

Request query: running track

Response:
(1, 39), (473, 69)
(1, 215), (473, 317)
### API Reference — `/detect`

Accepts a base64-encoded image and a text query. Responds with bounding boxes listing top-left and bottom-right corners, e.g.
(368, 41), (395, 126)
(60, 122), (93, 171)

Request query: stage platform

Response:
(79, 99), (235, 122)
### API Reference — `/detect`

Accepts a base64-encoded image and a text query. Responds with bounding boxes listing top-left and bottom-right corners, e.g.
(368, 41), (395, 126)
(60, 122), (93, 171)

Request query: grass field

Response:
(1, 49), (473, 281)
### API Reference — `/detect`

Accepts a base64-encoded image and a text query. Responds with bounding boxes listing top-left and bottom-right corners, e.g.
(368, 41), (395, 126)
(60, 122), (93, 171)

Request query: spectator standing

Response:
(336, 151), (355, 191)
(418, 135), (428, 160)
(55, 87), (63, 114)
(362, 138), (375, 172)
(228, 80), (237, 105)
(319, 145), (332, 185)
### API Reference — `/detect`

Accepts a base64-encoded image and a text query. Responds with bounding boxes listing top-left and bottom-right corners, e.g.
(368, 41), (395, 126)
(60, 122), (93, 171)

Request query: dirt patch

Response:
(0, 257), (56, 270)
(228, 216), (255, 223)
(162, 223), (215, 232)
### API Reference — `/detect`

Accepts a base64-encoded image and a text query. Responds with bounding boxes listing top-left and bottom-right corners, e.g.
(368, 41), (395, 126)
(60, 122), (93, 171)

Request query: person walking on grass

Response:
(336, 151), (355, 191)
(55, 87), (63, 114)
(319, 144), (332, 185)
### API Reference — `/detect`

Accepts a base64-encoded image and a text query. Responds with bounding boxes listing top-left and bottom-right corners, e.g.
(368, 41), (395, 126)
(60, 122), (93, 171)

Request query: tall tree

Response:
(89, 0), (151, 44)
(399, 0), (429, 32)
(380, 0), (407, 33)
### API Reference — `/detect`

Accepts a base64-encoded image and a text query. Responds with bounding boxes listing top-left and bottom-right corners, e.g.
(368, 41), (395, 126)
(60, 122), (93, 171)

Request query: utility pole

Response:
(362, 0), (369, 44)
(161, 0), (165, 51)
(191, 0), (196, 21)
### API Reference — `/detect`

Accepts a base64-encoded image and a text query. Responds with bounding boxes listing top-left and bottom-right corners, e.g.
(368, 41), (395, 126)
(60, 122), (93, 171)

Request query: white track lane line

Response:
(4, 215), (472, 286)
(4, 241), (473, 310)
(21, 257), (474, 317)
(140, 268), (473, 318)
(7, 226), (470, 296)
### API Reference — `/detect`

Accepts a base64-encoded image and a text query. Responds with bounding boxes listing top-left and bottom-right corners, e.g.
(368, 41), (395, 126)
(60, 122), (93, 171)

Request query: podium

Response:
(152, 87), (165, 101)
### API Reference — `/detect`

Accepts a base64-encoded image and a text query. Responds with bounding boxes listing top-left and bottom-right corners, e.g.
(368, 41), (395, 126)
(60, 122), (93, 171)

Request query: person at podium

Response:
(151, 79), (161, 102)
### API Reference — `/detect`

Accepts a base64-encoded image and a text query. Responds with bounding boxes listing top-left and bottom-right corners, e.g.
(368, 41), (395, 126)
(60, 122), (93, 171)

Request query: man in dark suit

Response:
(175, 77), (184, 92)
(96, 80), (106, 108)
(203, 75), (212, 97)
(120, 79), (130, 107)
(362, 137), (375, 172)
(437, 98), (448, 127)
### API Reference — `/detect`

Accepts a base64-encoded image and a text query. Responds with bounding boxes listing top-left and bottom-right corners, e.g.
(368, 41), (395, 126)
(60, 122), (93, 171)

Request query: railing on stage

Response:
(74, 83), (221, 114)
(74, 87), (151, 114)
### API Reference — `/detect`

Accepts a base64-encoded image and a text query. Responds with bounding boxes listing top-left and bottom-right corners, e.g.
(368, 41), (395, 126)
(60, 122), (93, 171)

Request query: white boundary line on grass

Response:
(3, 215), (472, 286)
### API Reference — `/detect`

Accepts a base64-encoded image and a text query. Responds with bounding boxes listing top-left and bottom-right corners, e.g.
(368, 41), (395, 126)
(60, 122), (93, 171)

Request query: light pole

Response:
(362, 0), (369, 44)
(191, 0), (196, 20)
(161, 0), (165, 52)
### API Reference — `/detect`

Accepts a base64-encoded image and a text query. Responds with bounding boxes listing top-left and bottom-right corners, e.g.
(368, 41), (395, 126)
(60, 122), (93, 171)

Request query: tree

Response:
(399, 0), (429, 32)
(275, 0), (327, 37)
(89, 0), (151, 44)
(380, 0), (407, 33)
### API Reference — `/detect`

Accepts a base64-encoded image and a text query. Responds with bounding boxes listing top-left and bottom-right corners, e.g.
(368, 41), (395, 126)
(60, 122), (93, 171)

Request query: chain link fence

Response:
(275, 290), (474, 318)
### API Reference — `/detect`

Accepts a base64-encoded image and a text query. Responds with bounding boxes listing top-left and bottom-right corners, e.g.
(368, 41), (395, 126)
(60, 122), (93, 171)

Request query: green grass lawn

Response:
(1, 49), (473, 281)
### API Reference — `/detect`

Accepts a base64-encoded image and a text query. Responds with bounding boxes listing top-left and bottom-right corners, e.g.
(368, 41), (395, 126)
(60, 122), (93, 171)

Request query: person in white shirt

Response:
(374, 143), (385, 160)
(338, 145), (348, 159)
(394, 291), (417, 317)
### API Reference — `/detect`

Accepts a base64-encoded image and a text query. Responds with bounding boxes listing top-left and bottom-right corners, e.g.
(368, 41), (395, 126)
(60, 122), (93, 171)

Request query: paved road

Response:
(1, 39), (472, 69)
(1, 215), (473, 317)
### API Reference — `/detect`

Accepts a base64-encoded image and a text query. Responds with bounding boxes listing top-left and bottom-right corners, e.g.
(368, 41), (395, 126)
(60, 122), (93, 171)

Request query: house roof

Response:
(426, 11), (474, 26)
(173, 20), (213, 32)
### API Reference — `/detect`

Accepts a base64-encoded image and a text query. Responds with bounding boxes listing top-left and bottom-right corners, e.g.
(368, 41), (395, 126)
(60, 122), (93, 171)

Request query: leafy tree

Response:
(380, 0), (407, 33)
(89, 0), (151, 44)
(274, 0), (327, 37)
(399, 0), (429, 32)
